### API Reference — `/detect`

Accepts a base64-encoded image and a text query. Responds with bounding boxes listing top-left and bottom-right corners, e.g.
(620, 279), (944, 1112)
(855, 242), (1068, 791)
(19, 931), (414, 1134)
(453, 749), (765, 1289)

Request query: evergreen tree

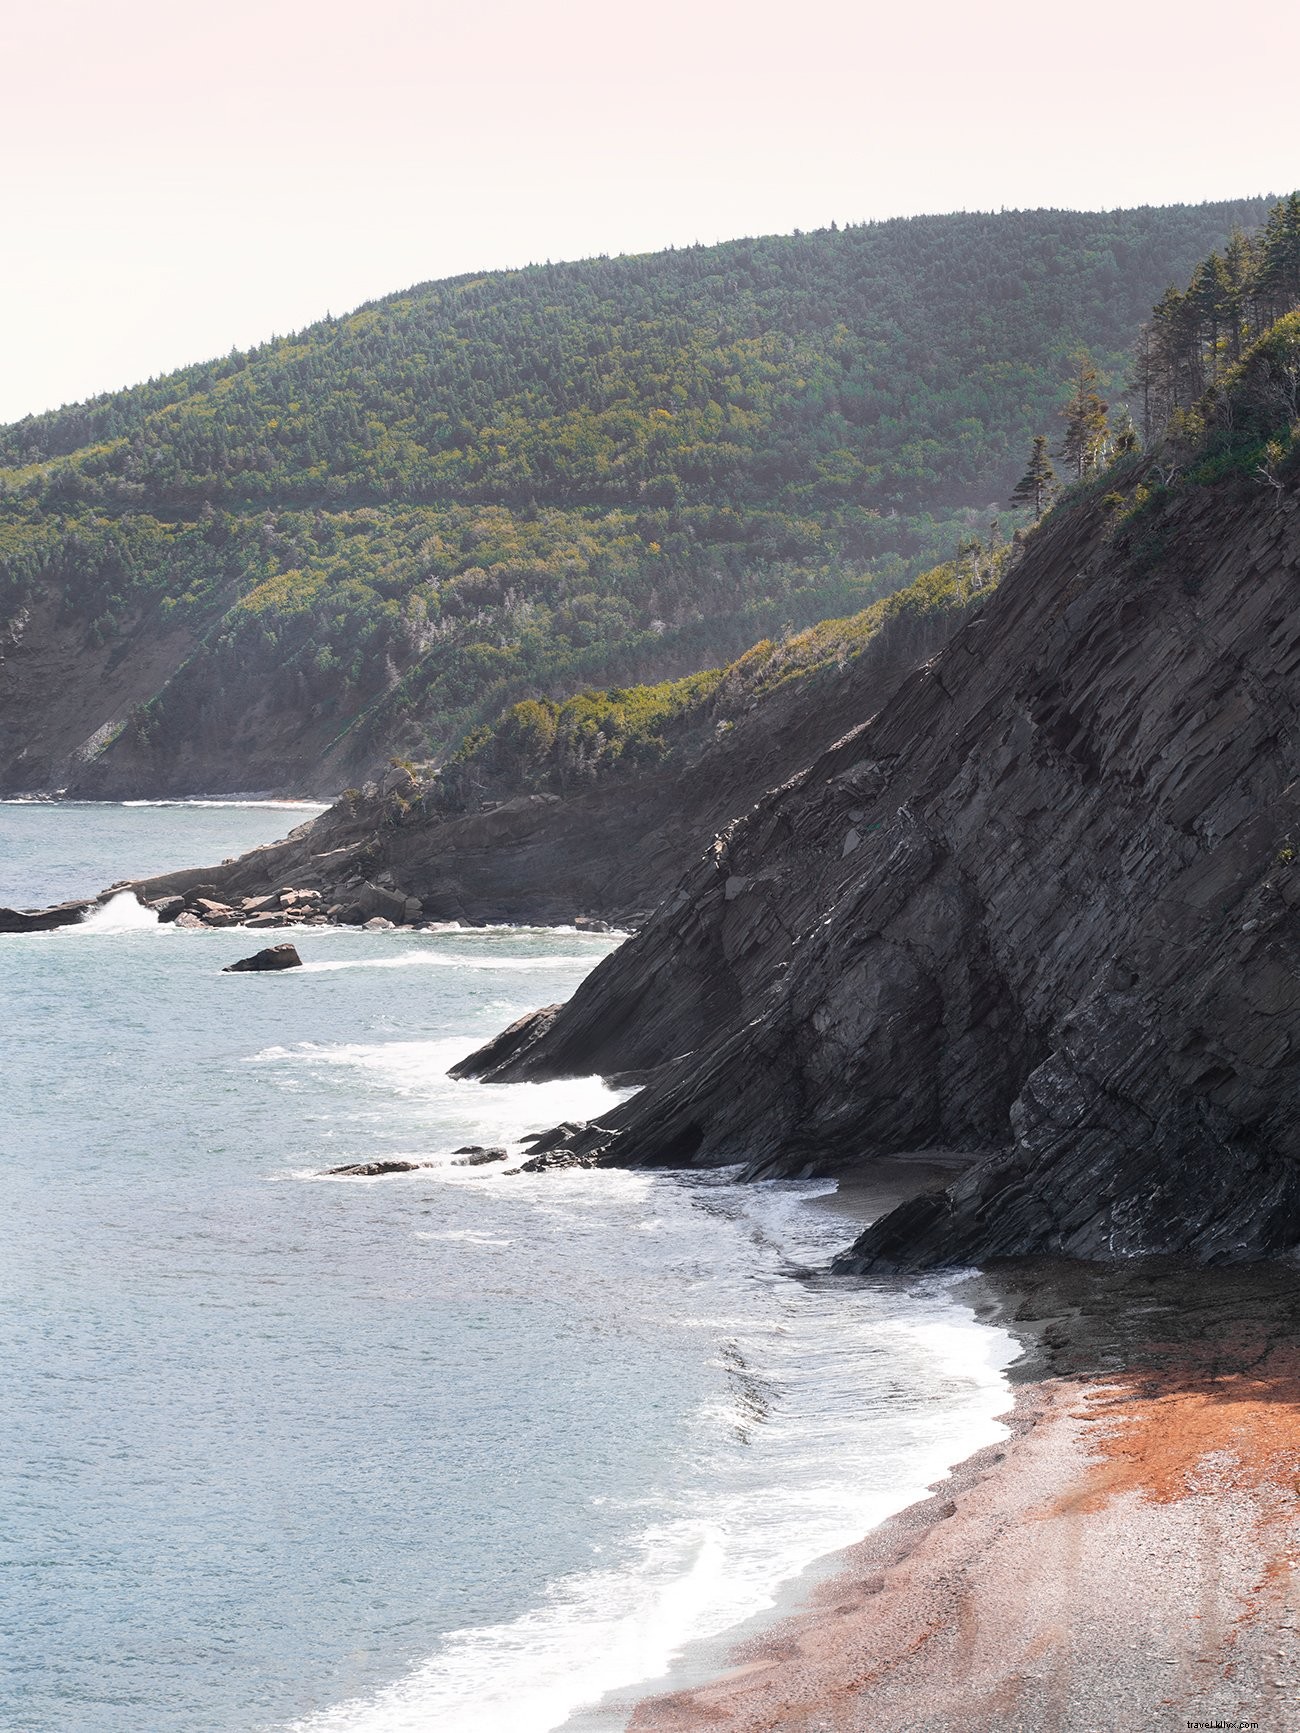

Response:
(1058, 353), (1110, 480)
(1010, 434), (1056, 515)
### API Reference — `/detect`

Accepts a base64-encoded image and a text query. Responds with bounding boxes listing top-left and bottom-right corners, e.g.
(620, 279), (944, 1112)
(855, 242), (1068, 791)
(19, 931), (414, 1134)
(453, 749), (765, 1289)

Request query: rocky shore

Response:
(625, 1257), (1300, 1732)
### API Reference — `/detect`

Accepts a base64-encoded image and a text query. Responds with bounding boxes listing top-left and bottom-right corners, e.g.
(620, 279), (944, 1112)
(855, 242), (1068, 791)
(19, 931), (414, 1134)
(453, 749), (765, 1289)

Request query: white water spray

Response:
(75, 892), (161, 933)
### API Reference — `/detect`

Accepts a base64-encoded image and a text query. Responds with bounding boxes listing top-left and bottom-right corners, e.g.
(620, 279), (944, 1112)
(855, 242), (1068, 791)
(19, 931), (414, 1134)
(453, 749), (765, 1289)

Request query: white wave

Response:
(247, 1037), (633, 1154)
(70, 892), (161, 933)
(285, 1281), (1016, 1733)
(299, 953), (598, 973)
(418, 922), (630, 941)
(415, 1229), (513, 1247)
(119, 798), (330, 810)
(250, 1025), (1016, 1733)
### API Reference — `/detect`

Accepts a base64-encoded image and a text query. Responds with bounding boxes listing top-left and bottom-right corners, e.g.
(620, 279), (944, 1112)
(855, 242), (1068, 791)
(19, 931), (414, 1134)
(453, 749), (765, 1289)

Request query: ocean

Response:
(1, 802), (1017, 1733)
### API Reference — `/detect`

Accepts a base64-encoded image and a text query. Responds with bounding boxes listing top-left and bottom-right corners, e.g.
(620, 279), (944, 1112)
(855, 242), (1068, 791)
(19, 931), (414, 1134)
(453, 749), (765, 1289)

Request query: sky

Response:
(1, 0), (1296, 425)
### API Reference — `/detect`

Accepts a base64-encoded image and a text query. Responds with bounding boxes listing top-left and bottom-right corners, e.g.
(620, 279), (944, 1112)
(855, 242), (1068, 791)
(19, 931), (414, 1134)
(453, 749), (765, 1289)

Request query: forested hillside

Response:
(0, 198), (1273, 795)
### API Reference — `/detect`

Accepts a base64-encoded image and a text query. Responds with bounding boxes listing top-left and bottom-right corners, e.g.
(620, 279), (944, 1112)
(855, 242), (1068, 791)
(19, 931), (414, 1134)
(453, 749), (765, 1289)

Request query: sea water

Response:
(1, 804), (1017, 1733)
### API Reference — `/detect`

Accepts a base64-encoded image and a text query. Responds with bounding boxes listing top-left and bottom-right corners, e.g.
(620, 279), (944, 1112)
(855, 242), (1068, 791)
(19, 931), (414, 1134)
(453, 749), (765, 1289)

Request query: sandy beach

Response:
(628, 1258), (1300, 1733)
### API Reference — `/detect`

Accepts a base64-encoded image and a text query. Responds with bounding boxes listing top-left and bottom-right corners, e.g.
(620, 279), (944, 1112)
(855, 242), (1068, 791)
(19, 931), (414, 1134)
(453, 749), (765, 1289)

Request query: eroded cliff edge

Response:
(455, 465), (1300, 1265)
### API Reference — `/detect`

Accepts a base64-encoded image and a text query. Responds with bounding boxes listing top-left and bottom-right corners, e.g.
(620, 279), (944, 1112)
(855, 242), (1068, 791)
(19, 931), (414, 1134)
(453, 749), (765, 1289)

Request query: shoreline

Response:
(618, 1257), (1300, 1732)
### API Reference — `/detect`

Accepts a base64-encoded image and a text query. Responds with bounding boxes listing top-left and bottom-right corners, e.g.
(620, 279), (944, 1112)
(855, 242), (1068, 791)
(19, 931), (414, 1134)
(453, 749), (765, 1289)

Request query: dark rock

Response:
(516, 1121), (585, 1151)
(0, 899), (93, 932)
(222, 943), (303, 973)
(512, 1146), (607, 1174)
(324, 1159), (432, 1177)
(147, 895), (186, 922)
(457, 469), (1300, 1267)
(449, 1006), (564, 1082)
(451, 1147), (508, 1166)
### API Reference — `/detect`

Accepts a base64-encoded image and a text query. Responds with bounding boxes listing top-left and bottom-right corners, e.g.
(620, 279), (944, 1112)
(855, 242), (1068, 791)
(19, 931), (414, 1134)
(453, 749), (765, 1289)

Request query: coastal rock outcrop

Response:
(222, 943), (303, 973)
(0, 898), (92, 932)
(455, 463), (1300, 1266)
(85, 585), (971, 933)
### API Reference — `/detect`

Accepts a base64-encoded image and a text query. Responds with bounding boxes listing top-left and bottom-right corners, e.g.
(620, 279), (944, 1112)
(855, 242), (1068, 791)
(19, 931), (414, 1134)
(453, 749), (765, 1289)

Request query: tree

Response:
(1010, 434), (1056, 516)
(1058, 353), (1110, 480)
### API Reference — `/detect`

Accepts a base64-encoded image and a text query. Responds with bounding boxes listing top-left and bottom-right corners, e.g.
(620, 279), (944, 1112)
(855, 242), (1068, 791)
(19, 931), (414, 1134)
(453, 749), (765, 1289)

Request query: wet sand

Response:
(628, 1258), (1300, 1732)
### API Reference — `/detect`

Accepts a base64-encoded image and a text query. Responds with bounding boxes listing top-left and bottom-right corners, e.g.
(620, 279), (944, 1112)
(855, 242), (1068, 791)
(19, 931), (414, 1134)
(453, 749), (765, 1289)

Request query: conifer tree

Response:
(1010, 433), (1056, 515)
(1058, 353), (1110, 480)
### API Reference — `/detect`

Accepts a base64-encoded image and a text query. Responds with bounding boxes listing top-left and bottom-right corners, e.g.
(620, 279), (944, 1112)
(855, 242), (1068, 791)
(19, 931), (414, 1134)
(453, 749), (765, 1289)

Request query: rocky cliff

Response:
(454, 459), (1300, 1265)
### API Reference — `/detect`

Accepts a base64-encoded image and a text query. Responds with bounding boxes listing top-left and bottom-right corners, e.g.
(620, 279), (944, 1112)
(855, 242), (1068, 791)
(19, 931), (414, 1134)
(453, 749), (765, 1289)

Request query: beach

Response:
(629, 1258), (1300, 1732)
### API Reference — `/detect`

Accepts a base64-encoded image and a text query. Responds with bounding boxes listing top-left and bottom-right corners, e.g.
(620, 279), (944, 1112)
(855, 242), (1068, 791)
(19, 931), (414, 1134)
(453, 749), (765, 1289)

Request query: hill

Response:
(0, 197), (1273, 796)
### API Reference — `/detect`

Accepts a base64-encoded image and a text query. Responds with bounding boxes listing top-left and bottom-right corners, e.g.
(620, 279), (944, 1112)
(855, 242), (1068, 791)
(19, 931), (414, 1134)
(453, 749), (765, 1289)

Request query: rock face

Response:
(455, 466), (1300, 1266)
(222, 943), (303, 973)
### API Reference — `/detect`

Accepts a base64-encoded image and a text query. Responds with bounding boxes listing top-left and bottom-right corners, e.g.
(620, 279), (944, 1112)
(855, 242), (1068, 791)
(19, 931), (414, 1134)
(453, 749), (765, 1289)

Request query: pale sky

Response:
(1, 0), (1296, 426)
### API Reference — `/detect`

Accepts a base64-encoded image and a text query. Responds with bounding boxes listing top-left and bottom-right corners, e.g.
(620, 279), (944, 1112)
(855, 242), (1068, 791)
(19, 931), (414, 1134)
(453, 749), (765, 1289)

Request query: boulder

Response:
(222, 943), (303, 973)
(240, 893), (280, 914)
(0, 899), (92, 933)
(451, 1146), (509, 1165)
(323, 1159), (432, 1177)
(243, 911), (288, 928)
(174, 911), (205, 929)
(362, 916), (394, 932)
(147, 895), (186, 922)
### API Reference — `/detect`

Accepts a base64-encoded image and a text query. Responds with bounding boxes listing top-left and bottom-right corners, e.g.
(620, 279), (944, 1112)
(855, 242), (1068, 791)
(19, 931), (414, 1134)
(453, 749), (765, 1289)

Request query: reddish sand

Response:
(628, 1337), (1300, 1732)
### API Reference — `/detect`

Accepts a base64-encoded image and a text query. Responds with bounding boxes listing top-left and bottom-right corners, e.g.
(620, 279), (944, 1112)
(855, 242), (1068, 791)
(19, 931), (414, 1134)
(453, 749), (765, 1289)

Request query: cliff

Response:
(454, 454), (1300, 1265)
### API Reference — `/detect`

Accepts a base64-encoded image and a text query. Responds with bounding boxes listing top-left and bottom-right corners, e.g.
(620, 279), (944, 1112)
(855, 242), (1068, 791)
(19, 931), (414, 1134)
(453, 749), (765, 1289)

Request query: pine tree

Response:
(1010, 434), (1056, 516)
(1058, 353), (1109, 480)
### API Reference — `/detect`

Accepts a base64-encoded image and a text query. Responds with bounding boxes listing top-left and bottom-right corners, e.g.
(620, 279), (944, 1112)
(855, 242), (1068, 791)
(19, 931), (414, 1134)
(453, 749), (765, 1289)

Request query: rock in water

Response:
(222, 943), (303, 973)
(0, 900), (92, 933)
(451, 1147), (508, 1166)
(323, 1159), (431, 1177)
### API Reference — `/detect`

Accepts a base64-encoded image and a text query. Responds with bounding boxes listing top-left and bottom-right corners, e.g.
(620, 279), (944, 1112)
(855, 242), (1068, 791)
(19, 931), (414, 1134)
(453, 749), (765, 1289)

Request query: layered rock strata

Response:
(456, 469), (1300, 1265)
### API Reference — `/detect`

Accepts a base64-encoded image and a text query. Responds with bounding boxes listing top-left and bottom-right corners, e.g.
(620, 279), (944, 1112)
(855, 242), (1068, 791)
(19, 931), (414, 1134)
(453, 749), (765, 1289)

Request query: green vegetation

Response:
(0, 199), (1276, 775)
(1132, 195), (1300, 440)
(1090, 197), (1300, 556)
(437, 542), (1007, 801)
